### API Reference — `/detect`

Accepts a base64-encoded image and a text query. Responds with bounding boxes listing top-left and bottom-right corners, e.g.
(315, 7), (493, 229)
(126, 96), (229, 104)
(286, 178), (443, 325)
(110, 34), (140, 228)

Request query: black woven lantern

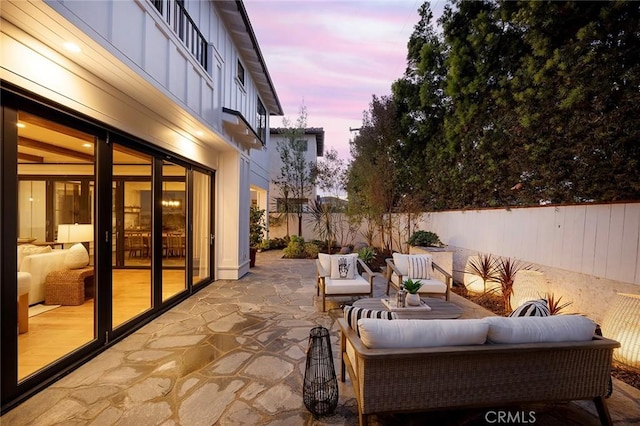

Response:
(303, 326), (338, 416)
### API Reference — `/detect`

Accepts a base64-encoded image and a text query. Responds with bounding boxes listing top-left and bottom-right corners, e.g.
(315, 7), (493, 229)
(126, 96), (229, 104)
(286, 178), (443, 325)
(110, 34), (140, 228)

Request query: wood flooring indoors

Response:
(17, 268), (190, 380)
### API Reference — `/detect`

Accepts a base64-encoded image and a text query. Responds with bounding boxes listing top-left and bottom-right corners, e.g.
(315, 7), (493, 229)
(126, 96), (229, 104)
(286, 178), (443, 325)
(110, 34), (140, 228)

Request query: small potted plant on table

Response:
(402, 278), (423, 306)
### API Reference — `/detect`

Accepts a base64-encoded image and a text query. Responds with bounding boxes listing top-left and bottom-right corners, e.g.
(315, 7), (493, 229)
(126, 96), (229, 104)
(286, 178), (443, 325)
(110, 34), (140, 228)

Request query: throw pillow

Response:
(407, 255), (431, 280)
(509, 299), (550, 317)
(330, 254), (356, 279)
(64, 243), (90, 269)
(343, 306), (397, 336)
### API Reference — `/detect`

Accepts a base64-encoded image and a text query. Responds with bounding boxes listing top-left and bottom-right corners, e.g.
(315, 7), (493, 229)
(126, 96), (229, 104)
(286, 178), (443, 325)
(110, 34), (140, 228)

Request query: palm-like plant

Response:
(308, 199), (338, 254)
(464, 253), (498, 293)
(544, 292), (573, 315)
(492, 257), (535, 312)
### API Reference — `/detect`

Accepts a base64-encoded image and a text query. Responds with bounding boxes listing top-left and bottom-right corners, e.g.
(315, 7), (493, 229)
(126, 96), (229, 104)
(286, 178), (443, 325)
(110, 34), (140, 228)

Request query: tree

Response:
(272, 105), (317, 236)
(315, 147), (347, 199)
(386, 0), (640, 209)
(346, 95), (402, 251)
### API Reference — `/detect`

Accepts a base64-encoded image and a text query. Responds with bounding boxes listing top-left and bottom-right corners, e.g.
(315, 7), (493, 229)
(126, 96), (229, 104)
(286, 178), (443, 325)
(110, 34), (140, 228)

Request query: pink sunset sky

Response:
(244, 0), (446, 162)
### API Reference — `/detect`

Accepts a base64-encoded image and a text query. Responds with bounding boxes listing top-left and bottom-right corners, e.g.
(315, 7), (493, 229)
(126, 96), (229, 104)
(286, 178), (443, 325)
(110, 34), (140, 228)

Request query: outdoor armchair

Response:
(316, 253), (374, 311)
(385, 253), (451, 300)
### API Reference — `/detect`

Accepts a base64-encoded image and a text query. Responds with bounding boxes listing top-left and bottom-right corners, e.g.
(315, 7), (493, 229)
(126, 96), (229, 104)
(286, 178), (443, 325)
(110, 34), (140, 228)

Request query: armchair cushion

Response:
(407, 255), (431, 280)
(317, 253), (331, 275)
(330, 254), (357, 279)
(392, 253), (432, 276)
(324, 278), (370, 294)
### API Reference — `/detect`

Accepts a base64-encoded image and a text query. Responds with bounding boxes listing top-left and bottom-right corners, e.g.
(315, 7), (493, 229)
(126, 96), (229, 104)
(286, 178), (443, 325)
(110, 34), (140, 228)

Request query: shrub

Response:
(267, 237), (289, 250)
(283, 235), (306, 258)
(358, 246), (377, 267)
(250, 206), (265, 248)
(304, 242), (320, 259)
(408, 230), (442, 247)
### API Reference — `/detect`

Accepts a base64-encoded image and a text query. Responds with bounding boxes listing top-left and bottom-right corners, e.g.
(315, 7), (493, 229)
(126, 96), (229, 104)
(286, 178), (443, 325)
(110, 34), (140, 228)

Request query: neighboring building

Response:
(268, 127), (324, 215)
(1, 0), (281, 411)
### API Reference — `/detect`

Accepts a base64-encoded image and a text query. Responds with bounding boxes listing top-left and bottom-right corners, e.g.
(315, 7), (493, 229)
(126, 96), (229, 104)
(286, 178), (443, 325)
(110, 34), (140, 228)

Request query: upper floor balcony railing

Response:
(152, 0), (208, 71)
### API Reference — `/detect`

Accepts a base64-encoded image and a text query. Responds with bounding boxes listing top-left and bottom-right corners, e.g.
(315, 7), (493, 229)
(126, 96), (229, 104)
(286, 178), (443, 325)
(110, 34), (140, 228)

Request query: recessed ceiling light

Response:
(63, 42), (81, 53)
(195, 130), (204, 137)
(82, 143), (92, 148)
(16, 122), (26, 128)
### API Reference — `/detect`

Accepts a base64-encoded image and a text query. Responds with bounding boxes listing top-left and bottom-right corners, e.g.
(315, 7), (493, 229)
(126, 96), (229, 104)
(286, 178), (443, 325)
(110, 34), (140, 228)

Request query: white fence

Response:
(268, 203), (640, 286)
(421, 203), (640, 286)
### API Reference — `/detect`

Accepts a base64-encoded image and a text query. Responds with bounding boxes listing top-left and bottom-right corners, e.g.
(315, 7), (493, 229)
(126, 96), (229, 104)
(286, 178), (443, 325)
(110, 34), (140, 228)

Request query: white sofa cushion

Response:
(358, 318), (488, 349)
(17, 244), (52, 270)
(64, 243), (90, 269)
(483, 315), (596, 344)
(19, 250), (68, 304)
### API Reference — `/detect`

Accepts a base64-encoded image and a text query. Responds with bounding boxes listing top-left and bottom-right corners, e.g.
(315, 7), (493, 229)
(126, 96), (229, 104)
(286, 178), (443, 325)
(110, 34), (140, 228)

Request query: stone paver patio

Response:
(2, 250), (639, 425)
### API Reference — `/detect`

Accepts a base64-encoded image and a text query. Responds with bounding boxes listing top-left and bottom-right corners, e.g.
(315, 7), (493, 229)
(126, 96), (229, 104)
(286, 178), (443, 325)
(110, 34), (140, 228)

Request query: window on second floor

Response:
(237, 60), (245, 86)
(257, 98), (266, 143)
(294, 139), (308, 152)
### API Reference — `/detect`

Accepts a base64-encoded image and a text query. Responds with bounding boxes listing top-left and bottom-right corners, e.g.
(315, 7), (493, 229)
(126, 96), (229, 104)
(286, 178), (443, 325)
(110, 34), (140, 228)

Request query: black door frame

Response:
(1, 84), (216, 414)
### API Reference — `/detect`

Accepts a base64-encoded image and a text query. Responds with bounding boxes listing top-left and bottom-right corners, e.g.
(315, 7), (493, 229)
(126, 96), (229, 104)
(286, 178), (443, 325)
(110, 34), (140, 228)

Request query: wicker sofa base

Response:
(338, 318), (619, 426)
(44, 267), (94, 305)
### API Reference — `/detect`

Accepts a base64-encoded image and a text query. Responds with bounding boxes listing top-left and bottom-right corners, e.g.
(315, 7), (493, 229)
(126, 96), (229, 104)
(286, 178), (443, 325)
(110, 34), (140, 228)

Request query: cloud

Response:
(244, 0), (436, 161)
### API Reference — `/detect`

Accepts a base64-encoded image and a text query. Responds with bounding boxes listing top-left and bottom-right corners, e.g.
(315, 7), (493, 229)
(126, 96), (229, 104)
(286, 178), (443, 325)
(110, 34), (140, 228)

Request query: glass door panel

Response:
(192, 170), (211, 285)
(16, 111), (96, 380)
(162, 161), (186, 300)
(112, 144), (152, 328)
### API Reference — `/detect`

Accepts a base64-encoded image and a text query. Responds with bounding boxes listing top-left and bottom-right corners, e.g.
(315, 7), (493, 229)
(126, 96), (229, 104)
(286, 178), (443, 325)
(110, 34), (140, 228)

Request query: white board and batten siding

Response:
(424, 203), (640, 286)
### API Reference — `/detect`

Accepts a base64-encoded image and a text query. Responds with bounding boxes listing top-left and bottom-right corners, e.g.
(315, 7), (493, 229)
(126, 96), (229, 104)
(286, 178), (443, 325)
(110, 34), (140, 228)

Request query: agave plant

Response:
(357, 246), (377, 268)
(464, 253), (498, 294)
(544, 292), (573, 315)
(492, 257), (535, 312)
(402, 278), (423, 294)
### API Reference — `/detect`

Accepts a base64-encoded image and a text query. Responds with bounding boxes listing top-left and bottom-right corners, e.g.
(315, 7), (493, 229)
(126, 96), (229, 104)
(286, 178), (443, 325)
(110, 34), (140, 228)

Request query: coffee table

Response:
(353, 297), (463, 319)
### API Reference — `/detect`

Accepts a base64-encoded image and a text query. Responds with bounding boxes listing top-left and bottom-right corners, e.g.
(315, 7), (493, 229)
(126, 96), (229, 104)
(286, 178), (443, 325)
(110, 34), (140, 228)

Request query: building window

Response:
(295, 139), (308, 152)
(237, 60), (245, 85)
(257, 98), (266, 143)
(276, 198), (309, 213)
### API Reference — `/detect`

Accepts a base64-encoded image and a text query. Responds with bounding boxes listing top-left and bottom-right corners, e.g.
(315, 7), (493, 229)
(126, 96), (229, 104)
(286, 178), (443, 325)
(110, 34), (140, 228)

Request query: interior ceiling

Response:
(17, 112), (147, 165)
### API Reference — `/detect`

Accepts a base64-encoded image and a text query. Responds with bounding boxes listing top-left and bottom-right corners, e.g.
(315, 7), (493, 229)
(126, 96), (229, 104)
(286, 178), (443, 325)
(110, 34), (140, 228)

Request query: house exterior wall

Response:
(268, 132), (320, 210)
(2, 0), (278, 279)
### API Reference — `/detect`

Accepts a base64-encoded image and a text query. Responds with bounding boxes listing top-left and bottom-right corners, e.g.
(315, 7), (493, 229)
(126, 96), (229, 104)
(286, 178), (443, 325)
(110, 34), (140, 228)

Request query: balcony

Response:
(152, 0), (208, 71)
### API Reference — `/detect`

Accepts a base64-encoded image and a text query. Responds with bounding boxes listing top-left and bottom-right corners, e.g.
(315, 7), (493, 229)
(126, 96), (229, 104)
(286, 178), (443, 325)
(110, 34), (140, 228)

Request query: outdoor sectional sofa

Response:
(337, 315), (620, 426)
